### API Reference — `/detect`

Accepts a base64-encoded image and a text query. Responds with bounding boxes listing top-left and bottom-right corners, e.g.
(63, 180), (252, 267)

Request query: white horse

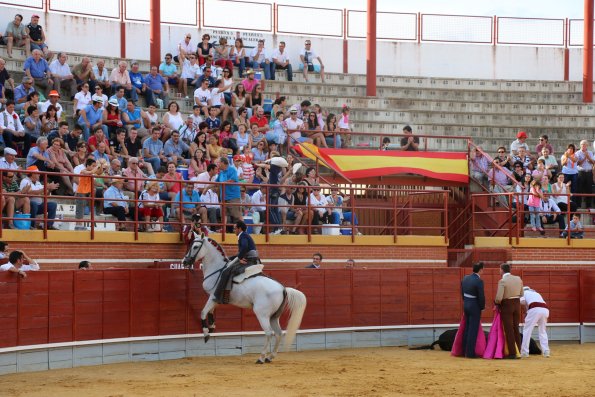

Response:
(182, 233), (307, 364)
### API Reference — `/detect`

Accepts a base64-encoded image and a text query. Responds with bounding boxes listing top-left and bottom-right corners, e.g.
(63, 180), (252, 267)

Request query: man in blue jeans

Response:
(19, 165), (59, 229)
(142, 127), (166, 173)
(77, 98), (106, 141)
(216, 157), (241, 228)
(271, 41), (293, 81)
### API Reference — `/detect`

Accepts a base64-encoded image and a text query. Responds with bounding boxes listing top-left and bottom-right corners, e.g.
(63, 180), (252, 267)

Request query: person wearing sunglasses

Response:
(299, 40), (325, 83)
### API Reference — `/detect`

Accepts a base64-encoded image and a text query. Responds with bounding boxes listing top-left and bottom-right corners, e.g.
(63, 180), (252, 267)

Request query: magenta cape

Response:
(451, 314), (486, 357)
(482, 308), (506, 359)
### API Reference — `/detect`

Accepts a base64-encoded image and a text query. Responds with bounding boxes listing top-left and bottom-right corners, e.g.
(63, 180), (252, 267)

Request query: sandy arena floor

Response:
(1, 343), (594, 397)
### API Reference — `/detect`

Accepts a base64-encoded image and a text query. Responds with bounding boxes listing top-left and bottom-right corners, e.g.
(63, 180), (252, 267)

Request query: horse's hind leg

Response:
(266, 317), (283, 363)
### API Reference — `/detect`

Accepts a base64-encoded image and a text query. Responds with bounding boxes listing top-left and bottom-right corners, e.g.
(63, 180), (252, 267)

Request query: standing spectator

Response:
(216, 157), (241, 226)
(300, 40), (325, 83)
(103, 178), (132, 231)
(229, 38), (246, 78)
(249, 39), (271, 80)
(74, 158), (99, 230)
(49, 52), (77, 99)
(109, 61), (132, 99)
(520, 286), (550, 358)
(92, 60), (111, 95)
(561, 144), (579, 193)
(178, 50), (200, 99)
(78, 98), (106, 141)
(0, 58), (15, 102)
(145, 66), (168, 108)
(72, 57), (97, 92)
(305, 253), (322, 268)
(527, 179), (544, 233)
(271, 41), (293, 81)
(0, 251), (34, 277)
(4, 14), (30, 59)
(510, 131), (530, 156)
(400, 125), (419, 151)
(575, 139), (594, 208)
(23, 49), (53, 97)
(535, 134), (554, 156)
(159, 53), (179, 87)
(19, 165), (59, 229)
(459, 262), (485, 358)
(13, 77), (35, 112)
(561, 213), (584, 238)
(1, 101), (32, 156)
(494, 263), (524, 359)
(26, 15), (52, 61)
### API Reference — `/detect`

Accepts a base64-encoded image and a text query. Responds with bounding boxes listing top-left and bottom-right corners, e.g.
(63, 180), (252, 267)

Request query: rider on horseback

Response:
(213, 220), (260, 304)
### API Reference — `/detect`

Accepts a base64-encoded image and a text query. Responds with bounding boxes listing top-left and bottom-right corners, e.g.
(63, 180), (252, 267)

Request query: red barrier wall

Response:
(0, 268), (592, 349)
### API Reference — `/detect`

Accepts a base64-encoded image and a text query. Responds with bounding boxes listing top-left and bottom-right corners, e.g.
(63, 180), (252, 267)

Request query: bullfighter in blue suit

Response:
(461, 262), (486, 358)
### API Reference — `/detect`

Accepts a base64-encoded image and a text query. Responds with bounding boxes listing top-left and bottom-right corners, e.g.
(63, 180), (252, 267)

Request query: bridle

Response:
(184, 235), (229, 284)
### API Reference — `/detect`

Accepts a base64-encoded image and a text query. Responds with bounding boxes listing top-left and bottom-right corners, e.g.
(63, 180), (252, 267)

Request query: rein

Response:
(196, 238), (230, 286)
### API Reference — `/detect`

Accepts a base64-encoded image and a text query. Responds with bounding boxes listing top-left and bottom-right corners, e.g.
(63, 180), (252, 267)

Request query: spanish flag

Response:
(296, 143), (469, 183)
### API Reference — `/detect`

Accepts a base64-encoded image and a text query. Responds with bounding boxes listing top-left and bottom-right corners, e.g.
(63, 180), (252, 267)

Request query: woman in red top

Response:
(163, 161), (183, 199)
(102, 99), (122, 139)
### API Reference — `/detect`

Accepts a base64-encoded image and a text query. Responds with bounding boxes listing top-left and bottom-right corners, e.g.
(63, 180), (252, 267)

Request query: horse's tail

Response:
(283, 287), (307, 351)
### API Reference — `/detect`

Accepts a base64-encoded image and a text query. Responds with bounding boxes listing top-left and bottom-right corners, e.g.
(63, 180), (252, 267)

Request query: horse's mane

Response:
(206, 237), (228, 260)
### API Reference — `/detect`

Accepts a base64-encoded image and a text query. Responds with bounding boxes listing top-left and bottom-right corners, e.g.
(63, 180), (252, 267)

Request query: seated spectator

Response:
(121, 99), (149, 137)
(143, 127), (166, 172)
(532, 159), (552, 182)
(72, 57), (97, 92)
(42, 104), (60, 136)
(178, 49), (201, 99)
(0, 147), (19, 170)
(292, 182), (314, 234)
(23, 105), (42, 140)
(489, 158), (513, 206)
(199, 57), (218, 82)
(241, 69), (259, 94)
(188, 148), (207, 180)
(535, 134), (554, 156)
(139, 181), (164, 232)
(92, 141), (111, 163)
(511, 131), (530, 156)
(179, 115), (198, 145)
(163, 161), (183, 199)
(110, 129), (129, 164)
(73, 82), (92, 117)
(49, 52), (77, 99)
(92, 60), (111, 96)
(325, 187), (344, 225)
(205, 106), (221, 132)
(249, 106), (269, 135)
(128, 61), (151, 106)
(212, 79), (235, 121)
(19, 165), (59, 229)
(200, 184), (221, 227)
(103, 178), (133, 231)
(494, 146), (512, 170)
(78, 97), (106, 141)
(162, 101), (184, 139)
(109, 61), (132, 99)
(191, 163), (218, 193)
(171, 182), (202, 223)
(512, 161), (526, 182)
(305, 111), (328, 148)
(88, 126), (110, 153)
(551, 173), (577, 215)
(249, 39), (271, 80)
(323, 113), (340, 148)
(26, 15), (52, 61)
(271, 41), (293, 81)
(560, 214), (584, 239)
(175, 33), (194, 64)
(91, 85), (108, 109)
(513, 146), (533, 171)
(540, 193), (565, 235)
(233, 89), (251, 119)
(310, 185), (329, 227)
(4, 14), (30, 59)
(13, 77), (35, 111)
(538, 147), (558, 177)
(300, 40), (325, 83)
(109, 86), (128, 112)
(250, 185), (267, 225)
(1, 101), (32, 156)
(21, 91), (40, 118)
(470, 147), (490, 187)
(124, 127), (144, 160)
(106, 158), (122, 177)
(246, 84), (264, 116)
(286, 108), (308, 144)
(39, 89), (64, 118)
(164, 130), (190, 165)
(234, 124), (253, 151)
(193, 78), (212, 116)
(145, 66), (168, 108)
(47, 137), (74, 194)
(229, 38), (246, 78)
(207, 133), (225, 163)
(159, 53), (179, 87)
(214, 37), (234, 73)
(71, 141), (88, 168)
(2, 171), (29, 229)
(122, 157), (149, 195)
(24, 49), (53, 97)
(197, 34), (214, 66)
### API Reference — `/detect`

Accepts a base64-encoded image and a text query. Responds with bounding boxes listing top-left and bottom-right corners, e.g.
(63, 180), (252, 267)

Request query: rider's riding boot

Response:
(222, 289), (231, 304)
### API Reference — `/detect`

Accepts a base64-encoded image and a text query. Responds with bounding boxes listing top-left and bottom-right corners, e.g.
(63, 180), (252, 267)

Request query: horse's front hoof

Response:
(255, 359), (265, 364)
(204, 335), (210, 343)
(264, 357), (272, 363)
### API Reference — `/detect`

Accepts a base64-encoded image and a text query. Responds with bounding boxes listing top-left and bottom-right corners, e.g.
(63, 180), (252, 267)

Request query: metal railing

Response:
(0, 168), (450, 242)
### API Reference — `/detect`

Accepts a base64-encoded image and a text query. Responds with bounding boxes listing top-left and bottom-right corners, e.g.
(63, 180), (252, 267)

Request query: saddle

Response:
(233, 264), (264, 283)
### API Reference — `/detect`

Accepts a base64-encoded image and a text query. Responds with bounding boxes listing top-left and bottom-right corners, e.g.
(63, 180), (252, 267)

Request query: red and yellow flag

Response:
(296, 143), (469, 183)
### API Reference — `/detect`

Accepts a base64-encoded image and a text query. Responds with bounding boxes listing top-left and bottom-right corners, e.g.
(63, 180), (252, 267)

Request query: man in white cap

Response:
(0, 148), (19, 170)
(520, 286), (550, 358)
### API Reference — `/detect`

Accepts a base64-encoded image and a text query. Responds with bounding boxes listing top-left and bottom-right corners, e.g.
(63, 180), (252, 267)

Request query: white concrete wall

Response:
(0, 5), (589, 81)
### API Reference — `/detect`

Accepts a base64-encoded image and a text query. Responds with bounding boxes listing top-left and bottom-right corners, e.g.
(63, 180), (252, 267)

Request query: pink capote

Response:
(482, 306), (506, 359)
(451, 314), (486, 357)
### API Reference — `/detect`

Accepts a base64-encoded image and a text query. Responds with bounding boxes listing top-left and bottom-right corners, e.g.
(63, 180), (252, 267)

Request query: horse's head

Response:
(182, 232), (207, 268)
